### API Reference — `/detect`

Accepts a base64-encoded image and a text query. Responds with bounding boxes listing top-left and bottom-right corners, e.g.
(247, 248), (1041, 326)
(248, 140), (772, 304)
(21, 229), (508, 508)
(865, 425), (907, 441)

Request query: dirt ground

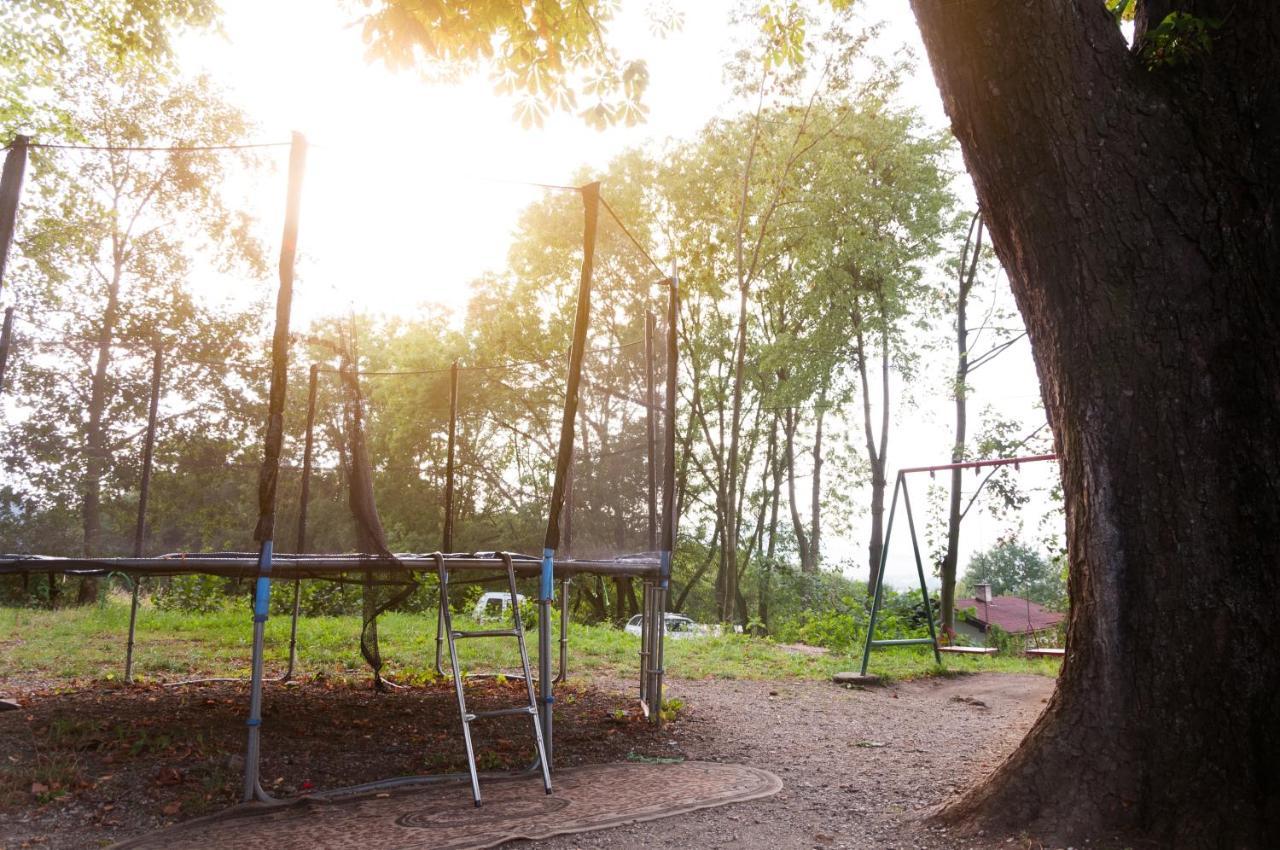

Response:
(0, 672), (1060, 850)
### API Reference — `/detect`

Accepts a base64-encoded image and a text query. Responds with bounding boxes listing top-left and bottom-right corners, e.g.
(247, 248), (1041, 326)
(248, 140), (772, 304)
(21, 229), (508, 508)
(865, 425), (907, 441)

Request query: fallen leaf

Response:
(162, 801), (181, 815)
(30, 782), (48, 794)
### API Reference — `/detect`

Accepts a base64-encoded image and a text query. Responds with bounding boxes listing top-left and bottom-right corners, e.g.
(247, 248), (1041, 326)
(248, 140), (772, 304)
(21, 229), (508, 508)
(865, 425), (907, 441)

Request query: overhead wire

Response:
(599, 195), (667, 280)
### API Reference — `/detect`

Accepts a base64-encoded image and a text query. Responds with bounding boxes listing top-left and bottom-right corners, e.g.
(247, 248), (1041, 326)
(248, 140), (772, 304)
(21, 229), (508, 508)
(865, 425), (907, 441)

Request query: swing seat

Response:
(938, 645), (998, 655)
(1025, 647), (1065, 658)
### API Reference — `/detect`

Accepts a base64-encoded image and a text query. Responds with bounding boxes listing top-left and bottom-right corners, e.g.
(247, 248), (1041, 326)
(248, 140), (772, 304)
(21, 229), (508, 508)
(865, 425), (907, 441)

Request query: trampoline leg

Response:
(639, 581), (651, 703)
(283, 579), (301, 681)
(124, 578), (140, 684)
(539, 551), (554, 769)
(434, 585), (447, 677)
(244, 542), (274, 803)
(554, 578), (569, 684)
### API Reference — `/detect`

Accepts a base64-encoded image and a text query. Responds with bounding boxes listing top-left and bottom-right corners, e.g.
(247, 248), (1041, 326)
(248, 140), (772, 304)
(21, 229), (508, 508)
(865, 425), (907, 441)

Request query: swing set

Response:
(858, 453), (1061, 676)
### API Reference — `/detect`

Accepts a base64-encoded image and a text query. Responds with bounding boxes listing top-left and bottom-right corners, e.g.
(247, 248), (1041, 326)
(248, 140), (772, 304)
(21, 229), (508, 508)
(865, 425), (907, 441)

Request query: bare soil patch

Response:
(0, 672), (1059, 850)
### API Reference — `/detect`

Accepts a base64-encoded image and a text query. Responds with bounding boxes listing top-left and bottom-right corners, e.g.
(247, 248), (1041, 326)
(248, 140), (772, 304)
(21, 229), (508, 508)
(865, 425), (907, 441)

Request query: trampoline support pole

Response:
(124, 578), (141, 683)
(124, 347), (163, 684)
(555, 577), (570, 683)
(243, 130), (305, 804)
(243, 539), (273, 802)
(539, 548), (554, 766)
(639, 580), (651, 702)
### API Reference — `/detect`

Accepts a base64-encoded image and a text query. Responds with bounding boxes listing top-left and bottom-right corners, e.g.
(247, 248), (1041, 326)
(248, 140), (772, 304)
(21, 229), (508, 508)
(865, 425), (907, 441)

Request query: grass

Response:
(0, 595), (1061, 686)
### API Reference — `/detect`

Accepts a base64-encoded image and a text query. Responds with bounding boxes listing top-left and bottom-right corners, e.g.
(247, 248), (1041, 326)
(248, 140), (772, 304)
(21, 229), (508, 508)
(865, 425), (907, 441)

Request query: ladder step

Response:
(453, 629), (520, 639)
(468, 706), (538, 721)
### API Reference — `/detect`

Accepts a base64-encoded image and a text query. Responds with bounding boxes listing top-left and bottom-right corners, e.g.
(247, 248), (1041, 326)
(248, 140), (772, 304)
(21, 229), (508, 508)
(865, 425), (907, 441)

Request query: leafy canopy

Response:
(355, 0), (675, 128)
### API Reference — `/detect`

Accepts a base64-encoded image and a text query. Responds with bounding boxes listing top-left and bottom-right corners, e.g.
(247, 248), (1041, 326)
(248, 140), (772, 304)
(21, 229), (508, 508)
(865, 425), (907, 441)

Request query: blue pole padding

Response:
(541, 548), (555, 601)
(659, 550), (671, 590)
(253, 539), (274, 618)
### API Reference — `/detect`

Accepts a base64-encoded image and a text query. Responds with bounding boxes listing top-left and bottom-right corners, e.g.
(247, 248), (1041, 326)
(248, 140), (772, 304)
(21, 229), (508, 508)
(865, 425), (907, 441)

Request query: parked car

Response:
(624, 612), (705, 638)
(472, 591), (525, 621)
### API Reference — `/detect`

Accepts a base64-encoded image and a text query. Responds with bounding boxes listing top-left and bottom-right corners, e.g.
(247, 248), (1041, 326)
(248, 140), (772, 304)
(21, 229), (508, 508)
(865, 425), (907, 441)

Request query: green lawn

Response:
(0, 597), (1061, 686)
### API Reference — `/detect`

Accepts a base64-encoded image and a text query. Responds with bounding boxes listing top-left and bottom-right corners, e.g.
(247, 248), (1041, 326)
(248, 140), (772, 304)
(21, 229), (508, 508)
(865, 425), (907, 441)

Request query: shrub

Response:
(152, 575), (229, 613)
(268, 579), (363, 617)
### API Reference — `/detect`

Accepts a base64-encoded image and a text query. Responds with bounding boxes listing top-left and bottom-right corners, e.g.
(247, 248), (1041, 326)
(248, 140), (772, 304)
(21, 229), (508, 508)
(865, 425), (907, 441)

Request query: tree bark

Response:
(940, 213), (983, 639)
(78, 260), (124, 604)
(809, 385), (827, 572)
(911, 0), (1280, 845)
(857, 321), (891, 595)
(783, 408), (812, 572)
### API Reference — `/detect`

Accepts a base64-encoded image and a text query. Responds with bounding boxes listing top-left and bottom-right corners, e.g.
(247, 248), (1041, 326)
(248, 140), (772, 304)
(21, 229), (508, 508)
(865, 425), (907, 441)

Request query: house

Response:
(954, 583), (1064, 646)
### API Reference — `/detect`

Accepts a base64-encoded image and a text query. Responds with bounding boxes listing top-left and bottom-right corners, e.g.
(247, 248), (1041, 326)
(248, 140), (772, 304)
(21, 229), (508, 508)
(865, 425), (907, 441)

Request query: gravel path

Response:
(525, 673), (1056, 850)
(0, 672), (1055, 850)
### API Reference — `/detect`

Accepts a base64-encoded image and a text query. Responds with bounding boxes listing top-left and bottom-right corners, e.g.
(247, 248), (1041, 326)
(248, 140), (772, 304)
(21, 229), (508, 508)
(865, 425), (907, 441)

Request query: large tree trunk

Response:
(911, 0), (1280, 845)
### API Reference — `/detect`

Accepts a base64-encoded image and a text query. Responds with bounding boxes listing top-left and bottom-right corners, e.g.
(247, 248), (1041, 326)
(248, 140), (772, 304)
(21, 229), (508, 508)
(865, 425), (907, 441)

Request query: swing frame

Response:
(858, 453), (1060, 676)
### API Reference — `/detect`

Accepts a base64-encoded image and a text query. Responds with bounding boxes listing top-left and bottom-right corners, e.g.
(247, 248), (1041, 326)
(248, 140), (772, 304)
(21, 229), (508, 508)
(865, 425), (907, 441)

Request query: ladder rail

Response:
(434, 551), (552, 806)
(502, 552), (553, 796)
(434, 553), (483, 806)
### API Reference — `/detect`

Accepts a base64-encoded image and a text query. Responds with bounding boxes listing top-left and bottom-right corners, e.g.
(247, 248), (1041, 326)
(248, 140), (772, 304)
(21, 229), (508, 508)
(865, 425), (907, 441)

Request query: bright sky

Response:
(176, 0), (1057, 591)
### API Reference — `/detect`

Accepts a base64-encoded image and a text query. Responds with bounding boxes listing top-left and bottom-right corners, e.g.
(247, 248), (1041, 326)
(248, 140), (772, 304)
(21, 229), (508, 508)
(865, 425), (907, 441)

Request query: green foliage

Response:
(356, 0), (664, 128)
(269, 580), (363, 618)
(1140, 12), (1220, 70)
(1106, 0), (1135, 23)
(151, 574), (229, 613)
(963, 537), (1066, 609)
(773, 582), (933, 652)
(982, 623), (1020, 655)
(0, 0), (220, 131)
(1, 58), (269, 574)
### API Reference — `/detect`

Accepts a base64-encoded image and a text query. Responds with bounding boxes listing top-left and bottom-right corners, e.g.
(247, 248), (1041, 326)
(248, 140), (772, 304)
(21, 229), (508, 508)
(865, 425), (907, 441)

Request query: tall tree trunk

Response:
(722, 280), (749, 622)
(809, 385), (827, 572)
(78, 263), (124, 604)
(783, 409), (812, 572)
(760, 415), (784, 633)
(857, 321), (891, 595)
(940, 213), (983, 639)
(911, 0), (1280, 845)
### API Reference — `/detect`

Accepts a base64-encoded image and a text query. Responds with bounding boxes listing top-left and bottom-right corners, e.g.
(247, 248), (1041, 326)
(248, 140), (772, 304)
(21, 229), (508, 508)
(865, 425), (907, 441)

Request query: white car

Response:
(624, 612), (704, 638)
(472, 591), (525, 621)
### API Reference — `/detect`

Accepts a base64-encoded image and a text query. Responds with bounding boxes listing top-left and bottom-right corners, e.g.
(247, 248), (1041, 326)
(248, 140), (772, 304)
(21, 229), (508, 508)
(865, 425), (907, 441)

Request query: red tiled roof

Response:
(955, 595), (1064, 635)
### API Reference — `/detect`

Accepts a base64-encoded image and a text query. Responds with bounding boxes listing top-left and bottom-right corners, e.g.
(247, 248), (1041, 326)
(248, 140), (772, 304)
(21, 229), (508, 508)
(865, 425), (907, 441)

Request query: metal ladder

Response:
(434, 552), (552, 806)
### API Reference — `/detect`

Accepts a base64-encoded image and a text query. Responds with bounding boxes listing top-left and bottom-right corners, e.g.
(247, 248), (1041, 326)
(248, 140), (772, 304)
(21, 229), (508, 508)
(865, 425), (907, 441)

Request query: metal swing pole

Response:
(244, 131), (306, 803)
(860, 473), (902, 676)
(538, 181), (600, 765)
(901, 480), (942, 665)
(124, 347), (163, 683)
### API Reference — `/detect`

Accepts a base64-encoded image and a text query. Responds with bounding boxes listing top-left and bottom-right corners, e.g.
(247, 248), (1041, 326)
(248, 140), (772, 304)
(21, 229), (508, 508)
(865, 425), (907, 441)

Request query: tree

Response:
(936, 213), (1027, 637)
(1, 0), (219, 128)
(355, 0), (669, 128)
(901, 0), (1280, 845)
(3, 59), (266, 603)
(961, 537), (1065, 609)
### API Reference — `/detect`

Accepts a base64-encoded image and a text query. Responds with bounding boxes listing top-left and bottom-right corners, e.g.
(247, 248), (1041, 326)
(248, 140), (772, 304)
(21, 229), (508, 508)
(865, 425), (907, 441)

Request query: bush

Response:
(152, 575), (229, 613)
(772, 583), (935, 653)
(268, 579), (363, 617)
